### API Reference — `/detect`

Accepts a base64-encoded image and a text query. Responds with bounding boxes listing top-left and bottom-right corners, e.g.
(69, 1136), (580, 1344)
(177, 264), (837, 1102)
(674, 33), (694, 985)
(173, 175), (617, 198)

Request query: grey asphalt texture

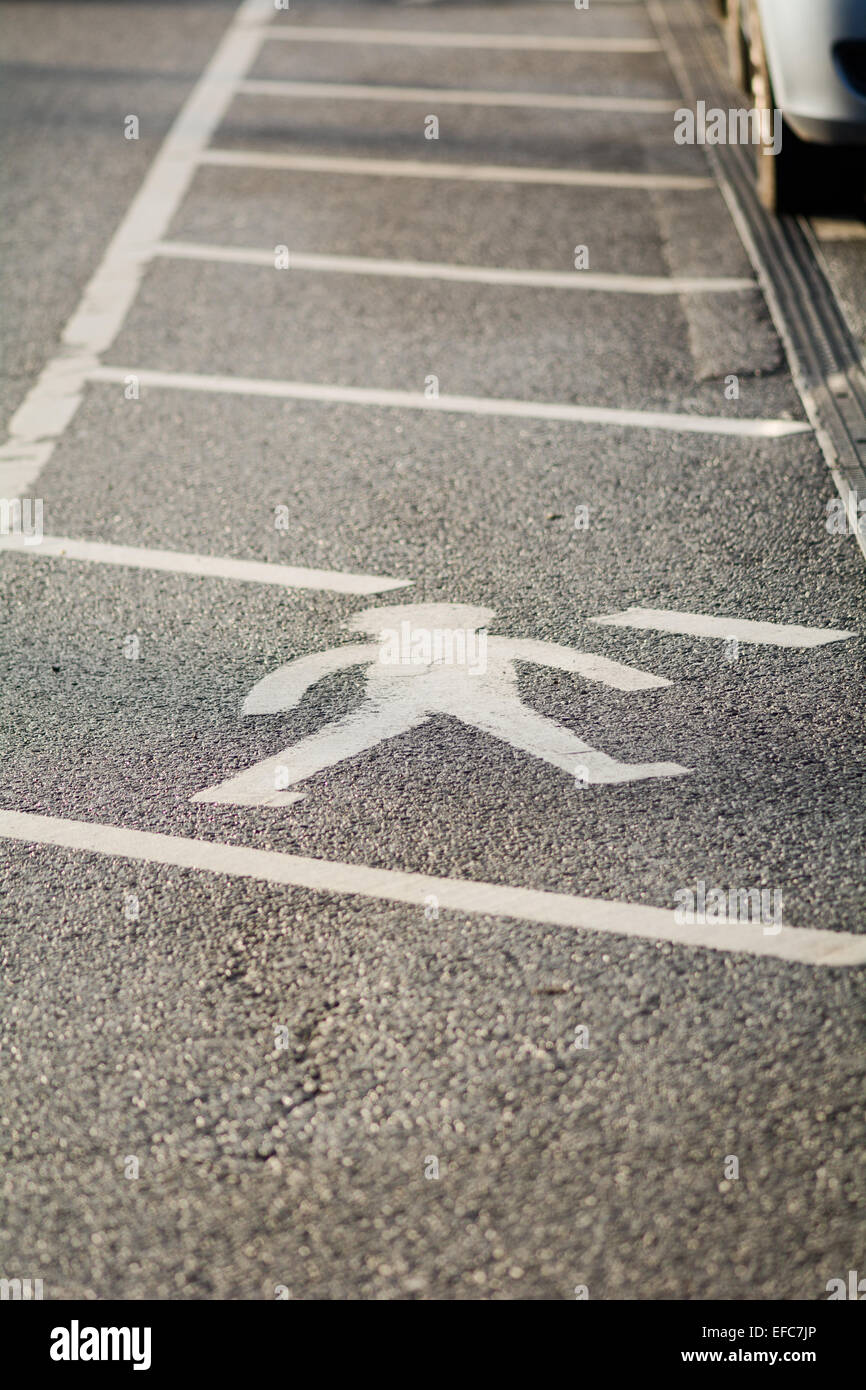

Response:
(1, 0), (865, 1300)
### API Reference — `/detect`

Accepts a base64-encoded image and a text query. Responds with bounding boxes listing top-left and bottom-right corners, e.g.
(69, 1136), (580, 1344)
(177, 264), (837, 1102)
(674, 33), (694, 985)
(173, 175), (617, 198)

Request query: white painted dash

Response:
(0, 533), (409, 595)
(1, 809), (863, 966)
(591, 607), (855, 647)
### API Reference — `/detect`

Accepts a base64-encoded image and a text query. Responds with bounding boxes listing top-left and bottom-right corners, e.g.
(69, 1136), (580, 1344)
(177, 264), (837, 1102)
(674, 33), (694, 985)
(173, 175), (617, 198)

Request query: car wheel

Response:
(748, 6), (813, 213)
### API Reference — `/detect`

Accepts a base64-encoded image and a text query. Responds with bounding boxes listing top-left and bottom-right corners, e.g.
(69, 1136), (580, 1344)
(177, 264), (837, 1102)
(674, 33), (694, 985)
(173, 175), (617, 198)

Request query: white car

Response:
(721, 0), (866, 211)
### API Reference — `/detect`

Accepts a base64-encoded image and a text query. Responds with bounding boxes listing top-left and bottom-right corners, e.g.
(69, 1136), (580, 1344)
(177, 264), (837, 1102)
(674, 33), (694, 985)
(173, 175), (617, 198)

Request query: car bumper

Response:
(759, 0), (866, 143)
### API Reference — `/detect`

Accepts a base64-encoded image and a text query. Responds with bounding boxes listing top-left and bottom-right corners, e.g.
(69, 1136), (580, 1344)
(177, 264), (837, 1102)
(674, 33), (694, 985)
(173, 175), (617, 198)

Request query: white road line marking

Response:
(236, 77), (678, 114)
(809, 218), (866, 242)
(1, 809), (862, 965)
(0, 0), (273, 501)
(87, 366), (814, 440)
(200, 148), (714, 192)
(193, 600), (686, 805)
(260, 25), (663, 53)
(155, 240), (755, 295)
(591, 607), (856, 647)
(0, 534), (409, 596)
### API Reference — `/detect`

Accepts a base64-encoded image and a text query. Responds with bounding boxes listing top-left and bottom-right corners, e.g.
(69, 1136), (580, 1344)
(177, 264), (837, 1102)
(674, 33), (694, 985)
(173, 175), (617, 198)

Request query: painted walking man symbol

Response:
(192, 603), (690, 806)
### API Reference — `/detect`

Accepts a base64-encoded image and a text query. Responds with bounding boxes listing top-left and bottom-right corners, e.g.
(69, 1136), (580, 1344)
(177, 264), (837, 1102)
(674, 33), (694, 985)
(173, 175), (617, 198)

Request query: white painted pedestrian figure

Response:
(192, 603), (689, 806)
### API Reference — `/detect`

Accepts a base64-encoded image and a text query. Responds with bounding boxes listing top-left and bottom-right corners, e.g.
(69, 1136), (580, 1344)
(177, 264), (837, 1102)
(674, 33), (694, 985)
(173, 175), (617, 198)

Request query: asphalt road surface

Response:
(1, 0), (865, 1301)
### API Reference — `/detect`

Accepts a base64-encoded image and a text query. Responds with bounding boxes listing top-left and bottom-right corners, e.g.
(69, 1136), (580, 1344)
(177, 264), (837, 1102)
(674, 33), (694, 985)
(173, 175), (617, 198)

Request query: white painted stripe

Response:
(0, 533), (409, 596)
(155, 240), (755, 296)
(0, 0), (273, 501)
(200, 148), (714, 192)
(236, 77), (677, 115)
(87, 366), (814, 440)
(261, 25), (663, 53)
(1, 809), (862, 966)
(810, 218), (866, 242)
(591, 607), (855, 647)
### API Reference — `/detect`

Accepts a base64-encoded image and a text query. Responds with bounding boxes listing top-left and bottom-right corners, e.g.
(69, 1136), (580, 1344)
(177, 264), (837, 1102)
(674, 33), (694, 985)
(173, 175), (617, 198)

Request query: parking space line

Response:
(809, 219), (866, 243)
(0, 534), (410, 595)
(259, 26), (663, 53)
(592, 608), (856, 646)
(0, 0), (275, 501)
(1, 809), (863, 966)
(88, 366), (812, 440)
(154, 240), (754, 295)
(199, 149), (713, 191)
(236, 78), (678, 115)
